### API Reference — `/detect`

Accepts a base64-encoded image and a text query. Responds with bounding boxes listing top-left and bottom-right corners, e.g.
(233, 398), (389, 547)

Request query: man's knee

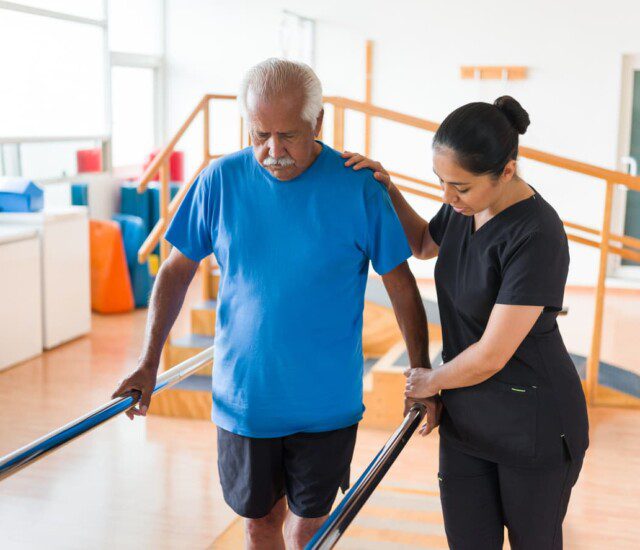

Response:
(284, 514), (327, 549)
(244, 498), (286, 543)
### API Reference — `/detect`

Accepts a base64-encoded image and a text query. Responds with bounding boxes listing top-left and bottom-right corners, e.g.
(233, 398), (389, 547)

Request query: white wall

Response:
(165, 0), (640, 285)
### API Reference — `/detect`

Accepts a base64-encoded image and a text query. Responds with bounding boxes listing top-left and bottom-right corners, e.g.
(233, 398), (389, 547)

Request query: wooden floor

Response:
(1, 283), (640, 549)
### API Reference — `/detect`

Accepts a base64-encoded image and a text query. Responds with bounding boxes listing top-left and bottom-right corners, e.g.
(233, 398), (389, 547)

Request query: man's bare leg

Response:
(245, 497), (287, 550)
(283, 510), (328, 550)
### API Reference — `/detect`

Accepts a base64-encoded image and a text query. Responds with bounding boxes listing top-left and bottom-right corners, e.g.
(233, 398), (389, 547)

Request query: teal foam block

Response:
(112, 213), (153, 308)
(120, 182), (152, 235)
(71, 183), (88, 206)
(148, 182), (180, 254)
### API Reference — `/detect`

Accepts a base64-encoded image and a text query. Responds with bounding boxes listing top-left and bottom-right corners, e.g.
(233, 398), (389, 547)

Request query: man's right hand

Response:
(404, 396), (442, 436)
(111, 365), (158, 420)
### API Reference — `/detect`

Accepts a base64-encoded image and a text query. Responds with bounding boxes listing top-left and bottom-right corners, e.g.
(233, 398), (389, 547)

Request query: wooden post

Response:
(203, 99), (210, 160)
(333, 106), (345, 151)
(200, 256), (211, 301)
(159, 160), (171, 264)
(159, 159), (171, 368)
(364, 40), (374, 157)
(586, 180), (614, 403)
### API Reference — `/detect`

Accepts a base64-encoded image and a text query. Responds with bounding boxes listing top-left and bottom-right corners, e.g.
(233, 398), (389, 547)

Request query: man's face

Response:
(247, 89), (322, 181)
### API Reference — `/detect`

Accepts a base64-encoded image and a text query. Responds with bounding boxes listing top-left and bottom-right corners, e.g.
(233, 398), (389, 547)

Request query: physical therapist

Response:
(343, 96), (588, 550)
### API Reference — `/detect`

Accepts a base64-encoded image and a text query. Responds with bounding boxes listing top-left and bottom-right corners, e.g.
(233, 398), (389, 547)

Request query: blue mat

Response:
(112, 214), (153, 308)
(71, 183), (88, 206)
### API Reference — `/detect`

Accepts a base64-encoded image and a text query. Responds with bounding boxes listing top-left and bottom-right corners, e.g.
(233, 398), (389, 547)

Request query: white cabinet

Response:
(0, 227), (42, 370)
(0, 207), (91, 349)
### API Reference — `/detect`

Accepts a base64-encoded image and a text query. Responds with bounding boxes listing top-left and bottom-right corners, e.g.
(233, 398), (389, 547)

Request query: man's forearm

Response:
(139, 261), (196, 371)
(383, 265), (429, 369)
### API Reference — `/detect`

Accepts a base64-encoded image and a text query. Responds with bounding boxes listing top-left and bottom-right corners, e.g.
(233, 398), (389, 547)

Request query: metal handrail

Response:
(0, 347), (214, 482)
(305, 403), (427, 550)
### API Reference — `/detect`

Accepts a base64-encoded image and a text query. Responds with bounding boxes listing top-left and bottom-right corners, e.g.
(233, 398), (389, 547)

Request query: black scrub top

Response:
(429, 191), (589, 467)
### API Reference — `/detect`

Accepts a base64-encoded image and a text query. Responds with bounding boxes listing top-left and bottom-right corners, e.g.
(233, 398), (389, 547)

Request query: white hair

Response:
(238, 58), (323, 126)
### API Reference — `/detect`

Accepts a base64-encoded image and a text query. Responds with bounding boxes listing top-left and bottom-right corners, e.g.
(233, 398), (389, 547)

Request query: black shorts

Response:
(217, 423), (358, 519)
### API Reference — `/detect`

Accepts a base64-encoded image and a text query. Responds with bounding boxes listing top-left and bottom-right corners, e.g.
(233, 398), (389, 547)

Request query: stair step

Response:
(191, 301), (217, 336)
(168, 334), (215, 374)
(171, 333), (215, 348)
(173, 373), (211, 391)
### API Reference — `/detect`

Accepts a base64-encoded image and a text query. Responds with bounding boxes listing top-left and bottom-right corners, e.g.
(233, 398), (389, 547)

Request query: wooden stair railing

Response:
(136, 92), (640, 407)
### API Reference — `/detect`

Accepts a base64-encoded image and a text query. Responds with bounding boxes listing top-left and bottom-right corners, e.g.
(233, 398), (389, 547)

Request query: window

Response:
(8, 0), (104, 19)
(108, 0), (163, 55)
(0, 10), (105, 138)
(111, 66), (156, 167)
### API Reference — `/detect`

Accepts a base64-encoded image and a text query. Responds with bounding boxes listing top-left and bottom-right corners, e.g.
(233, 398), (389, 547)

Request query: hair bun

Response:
(494, 96), (530, 135)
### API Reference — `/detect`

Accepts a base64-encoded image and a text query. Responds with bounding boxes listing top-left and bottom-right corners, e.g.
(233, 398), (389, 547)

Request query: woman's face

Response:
(432, 147), (516, 216)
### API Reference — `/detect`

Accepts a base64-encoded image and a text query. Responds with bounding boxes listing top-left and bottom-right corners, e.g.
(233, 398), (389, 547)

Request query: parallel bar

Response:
(306, 404), (426, 550)
(0, 348), (214, 482)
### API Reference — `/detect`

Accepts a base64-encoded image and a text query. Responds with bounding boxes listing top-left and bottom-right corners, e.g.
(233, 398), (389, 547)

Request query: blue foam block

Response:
(0, 179), (43, 212)
(148, 182), (180, 254)
(71, 183), (88, 206)
(112, 213), (153, 308)
(120, 182), (151, 235)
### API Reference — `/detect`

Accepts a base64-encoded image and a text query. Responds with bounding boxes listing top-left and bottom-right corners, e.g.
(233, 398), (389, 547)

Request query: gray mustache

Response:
(263, 155), (295, 167)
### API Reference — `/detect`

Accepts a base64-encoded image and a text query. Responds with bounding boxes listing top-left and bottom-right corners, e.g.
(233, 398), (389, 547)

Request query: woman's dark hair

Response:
(432, 96), (530, 177)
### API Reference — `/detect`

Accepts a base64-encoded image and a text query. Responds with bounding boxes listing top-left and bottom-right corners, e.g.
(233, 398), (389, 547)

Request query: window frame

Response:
(0, 0), (166, 179)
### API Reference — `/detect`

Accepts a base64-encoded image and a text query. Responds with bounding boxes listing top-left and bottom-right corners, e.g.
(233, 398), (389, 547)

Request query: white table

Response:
(0, 207), (91, 349)
(0, 227), (42, 370)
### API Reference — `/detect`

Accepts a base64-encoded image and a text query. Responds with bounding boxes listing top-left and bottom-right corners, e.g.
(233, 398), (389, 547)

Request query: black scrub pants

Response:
(438, 438), (583, 550)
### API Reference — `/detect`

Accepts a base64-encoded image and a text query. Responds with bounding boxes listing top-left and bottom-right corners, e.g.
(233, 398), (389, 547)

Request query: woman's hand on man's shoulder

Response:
(342, 151), (393, 191)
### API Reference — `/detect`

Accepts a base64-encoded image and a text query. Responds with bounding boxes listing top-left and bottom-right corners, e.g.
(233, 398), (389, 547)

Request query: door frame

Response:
(614, 54), (640, 279)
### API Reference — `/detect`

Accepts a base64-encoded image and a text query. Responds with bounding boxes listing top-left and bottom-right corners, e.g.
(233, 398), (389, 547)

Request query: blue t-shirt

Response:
(165, 142), (411, 437)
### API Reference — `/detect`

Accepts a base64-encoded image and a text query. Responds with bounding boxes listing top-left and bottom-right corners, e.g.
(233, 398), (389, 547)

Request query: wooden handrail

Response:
(136, 95), (640, 260)
(203, 93), (239, 101)
(136, 93), (640, 259)
(323, 96), (640, 191)
(137, 96), (207, 192)
(324, 96), (440, 132)
(563, 220), (640, 251)
(388, 170), (640, 260)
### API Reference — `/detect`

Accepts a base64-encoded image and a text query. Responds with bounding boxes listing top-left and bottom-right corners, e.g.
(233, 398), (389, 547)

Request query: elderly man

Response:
(112, 58), (436, 549)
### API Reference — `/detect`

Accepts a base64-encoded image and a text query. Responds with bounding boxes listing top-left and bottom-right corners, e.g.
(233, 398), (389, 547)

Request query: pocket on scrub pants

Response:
(441, 379), (538, 461)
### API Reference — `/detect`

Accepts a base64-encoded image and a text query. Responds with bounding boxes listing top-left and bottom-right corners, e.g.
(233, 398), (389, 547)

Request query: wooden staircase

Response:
(149, 266), (443, 430)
